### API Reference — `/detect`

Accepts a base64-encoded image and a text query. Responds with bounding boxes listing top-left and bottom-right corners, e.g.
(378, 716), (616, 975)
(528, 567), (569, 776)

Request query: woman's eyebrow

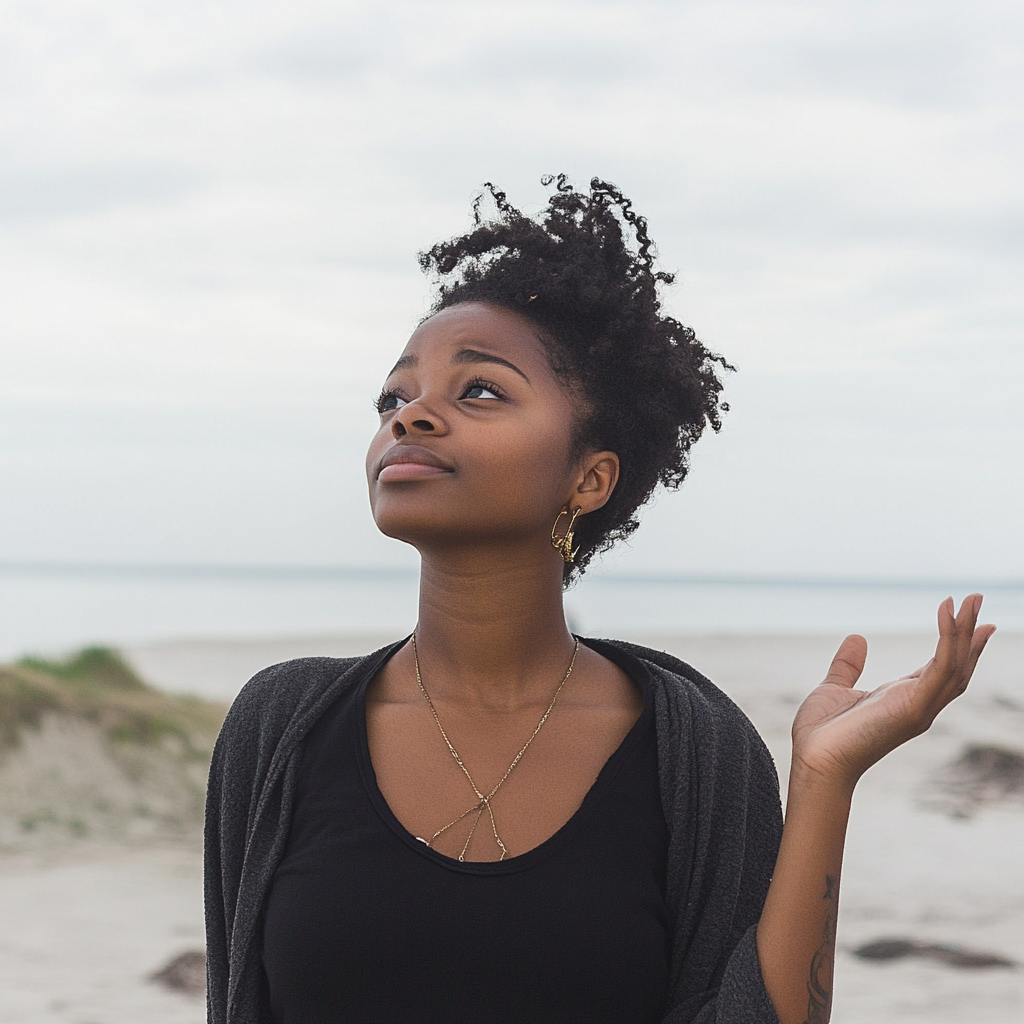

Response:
(452, 348), (531, 384)
(388, 353), (417, 376)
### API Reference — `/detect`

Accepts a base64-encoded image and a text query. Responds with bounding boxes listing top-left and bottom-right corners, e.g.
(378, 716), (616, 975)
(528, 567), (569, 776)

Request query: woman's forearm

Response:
(755, 768), (854, 1024)
(755, 600), (993, 1024)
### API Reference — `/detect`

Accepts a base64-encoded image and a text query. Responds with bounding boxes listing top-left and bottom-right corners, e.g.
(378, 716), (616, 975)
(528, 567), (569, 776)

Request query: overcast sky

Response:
(2, 0), (1022, 581)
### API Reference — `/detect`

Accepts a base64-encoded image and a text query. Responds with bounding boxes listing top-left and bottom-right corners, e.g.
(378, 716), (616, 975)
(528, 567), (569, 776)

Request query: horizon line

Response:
(1, 560), (1022, 591)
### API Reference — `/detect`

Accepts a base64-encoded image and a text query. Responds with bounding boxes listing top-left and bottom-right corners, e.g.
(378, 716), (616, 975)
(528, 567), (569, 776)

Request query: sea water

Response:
(1, 564), (1021, 661)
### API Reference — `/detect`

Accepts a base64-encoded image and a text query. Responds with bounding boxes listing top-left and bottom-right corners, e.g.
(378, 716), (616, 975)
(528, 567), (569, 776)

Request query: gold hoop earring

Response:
(551, 506), (582, 564)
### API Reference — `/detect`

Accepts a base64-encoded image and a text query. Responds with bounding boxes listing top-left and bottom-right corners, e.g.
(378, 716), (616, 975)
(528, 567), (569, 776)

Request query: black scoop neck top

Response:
(262, 640), (672, 1023)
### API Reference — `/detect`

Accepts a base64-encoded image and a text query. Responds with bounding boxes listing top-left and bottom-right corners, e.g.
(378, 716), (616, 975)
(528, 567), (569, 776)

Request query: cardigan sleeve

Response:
(693, 925), (781, 1023)
(204, 728), (231, 1024)
(204, 656), (363, 1024)
(204, 666), (283, 1024)
(661, 925), (780, 1023)
(618, 647), (783, 1024)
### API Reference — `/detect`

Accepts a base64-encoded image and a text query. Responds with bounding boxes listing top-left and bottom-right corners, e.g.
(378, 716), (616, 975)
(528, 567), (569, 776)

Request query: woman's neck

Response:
(412, 545), (577, 711)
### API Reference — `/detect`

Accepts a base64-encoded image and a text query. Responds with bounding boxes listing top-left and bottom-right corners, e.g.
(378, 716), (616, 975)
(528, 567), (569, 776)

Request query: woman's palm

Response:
(791, 595), (994, 787)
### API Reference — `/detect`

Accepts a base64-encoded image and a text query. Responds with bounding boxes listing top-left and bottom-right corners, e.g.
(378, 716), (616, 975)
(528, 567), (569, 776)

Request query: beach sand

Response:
(1, 632), (1021, 1023)
(0, 844), (204, 1024)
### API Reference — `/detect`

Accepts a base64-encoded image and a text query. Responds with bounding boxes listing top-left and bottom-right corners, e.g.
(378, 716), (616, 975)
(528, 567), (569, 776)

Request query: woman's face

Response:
(366, 302), (593, 556)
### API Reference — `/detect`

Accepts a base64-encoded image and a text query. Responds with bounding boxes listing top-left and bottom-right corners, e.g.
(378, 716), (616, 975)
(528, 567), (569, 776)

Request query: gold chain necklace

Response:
(410, 632), (580, 862)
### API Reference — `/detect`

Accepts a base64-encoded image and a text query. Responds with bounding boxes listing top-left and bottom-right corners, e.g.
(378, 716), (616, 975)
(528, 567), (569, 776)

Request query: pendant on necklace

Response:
(414, 836), (429, 845)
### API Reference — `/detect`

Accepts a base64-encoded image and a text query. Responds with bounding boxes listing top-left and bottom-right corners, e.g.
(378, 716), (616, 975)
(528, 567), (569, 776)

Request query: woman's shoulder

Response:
(233, 655), (363, 710)
(585, 637), (752, 726)
(223, 655), (354, 718)
(589, 637), (777, 776)
(217, 641), (405, 753)
(593, 639), (782, 842)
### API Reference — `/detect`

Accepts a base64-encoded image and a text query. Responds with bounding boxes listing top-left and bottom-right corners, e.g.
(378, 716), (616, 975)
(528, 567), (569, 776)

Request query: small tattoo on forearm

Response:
(804, 874), (837, 1024)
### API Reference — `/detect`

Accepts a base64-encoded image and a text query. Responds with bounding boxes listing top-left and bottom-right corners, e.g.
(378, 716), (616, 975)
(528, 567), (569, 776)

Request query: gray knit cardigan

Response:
(205, 639), (784, 1024)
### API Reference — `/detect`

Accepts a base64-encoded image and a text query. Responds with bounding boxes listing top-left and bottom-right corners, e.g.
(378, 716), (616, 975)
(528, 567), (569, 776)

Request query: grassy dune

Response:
(0, 648), (226, 848)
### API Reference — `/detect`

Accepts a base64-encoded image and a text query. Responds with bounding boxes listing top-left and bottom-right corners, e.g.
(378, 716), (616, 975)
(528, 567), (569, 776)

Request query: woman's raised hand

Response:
(790, 595), (996, 792)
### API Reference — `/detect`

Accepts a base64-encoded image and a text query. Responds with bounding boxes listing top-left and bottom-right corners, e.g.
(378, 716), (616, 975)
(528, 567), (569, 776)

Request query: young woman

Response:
(205, 177), (994, 1024)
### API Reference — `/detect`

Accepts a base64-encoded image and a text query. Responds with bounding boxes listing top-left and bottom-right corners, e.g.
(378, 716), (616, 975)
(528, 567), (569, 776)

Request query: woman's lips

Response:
(377, 444), (454, 482)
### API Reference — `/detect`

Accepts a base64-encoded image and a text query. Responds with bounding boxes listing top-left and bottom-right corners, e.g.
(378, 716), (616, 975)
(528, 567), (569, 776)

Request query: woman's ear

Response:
(573, 451), (619, 514)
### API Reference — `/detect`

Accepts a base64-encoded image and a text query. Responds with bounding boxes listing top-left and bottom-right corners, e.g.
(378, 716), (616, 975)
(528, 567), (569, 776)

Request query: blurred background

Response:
(0, 2), (1022, 1023)
(2, 0), (1023, 658)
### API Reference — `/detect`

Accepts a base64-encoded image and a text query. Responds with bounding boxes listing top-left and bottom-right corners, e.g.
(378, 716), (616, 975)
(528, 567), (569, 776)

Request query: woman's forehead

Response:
(398, 302), (554, 377)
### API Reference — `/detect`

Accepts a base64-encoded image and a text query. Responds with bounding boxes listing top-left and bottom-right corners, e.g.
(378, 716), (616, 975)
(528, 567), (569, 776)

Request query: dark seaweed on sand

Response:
(920, 742), (1024, 818)
(854, 938), (1017, 970)
(149, 949), (207, 996)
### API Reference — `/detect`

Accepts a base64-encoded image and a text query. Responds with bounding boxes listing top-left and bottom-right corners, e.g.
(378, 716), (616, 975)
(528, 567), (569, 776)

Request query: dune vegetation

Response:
(0, 647), (226, 848)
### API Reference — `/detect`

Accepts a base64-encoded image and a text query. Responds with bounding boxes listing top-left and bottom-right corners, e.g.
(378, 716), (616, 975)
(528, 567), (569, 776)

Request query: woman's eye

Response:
(376, 390), (407, 414)
(462, 383), (502, 401)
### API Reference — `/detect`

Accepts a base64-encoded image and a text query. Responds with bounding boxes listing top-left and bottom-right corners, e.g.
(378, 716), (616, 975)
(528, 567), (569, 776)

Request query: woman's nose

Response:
(391, 404), (439, 438)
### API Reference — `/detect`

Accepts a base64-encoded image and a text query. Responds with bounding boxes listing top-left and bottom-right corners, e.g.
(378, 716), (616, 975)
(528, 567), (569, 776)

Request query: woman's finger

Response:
(939, 593), (983, 698)
(956, 622), (996, 696)
(930, 596), (959, 686)
(952, 594), (982, 678)
(899, 597), (981, 691)
(822, 634), (868, 689)
(924, 596), (990, 709)
(912, 596), (971, 712)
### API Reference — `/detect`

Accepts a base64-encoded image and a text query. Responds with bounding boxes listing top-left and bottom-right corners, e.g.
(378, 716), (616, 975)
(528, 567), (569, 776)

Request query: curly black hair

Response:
(419, 175), (733, 585)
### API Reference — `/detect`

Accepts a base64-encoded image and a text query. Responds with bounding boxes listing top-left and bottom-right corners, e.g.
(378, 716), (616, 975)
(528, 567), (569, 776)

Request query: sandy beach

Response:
(1, 631), (1021, 1023)
(0, 845), (204, 1024)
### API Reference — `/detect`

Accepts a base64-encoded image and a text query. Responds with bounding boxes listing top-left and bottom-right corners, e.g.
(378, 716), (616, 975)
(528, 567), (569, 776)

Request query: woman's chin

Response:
(371, 511), (454, 547)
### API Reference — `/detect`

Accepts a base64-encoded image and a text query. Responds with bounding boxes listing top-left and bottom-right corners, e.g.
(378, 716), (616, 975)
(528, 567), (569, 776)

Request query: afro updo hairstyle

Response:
(419, 174), (733, 585)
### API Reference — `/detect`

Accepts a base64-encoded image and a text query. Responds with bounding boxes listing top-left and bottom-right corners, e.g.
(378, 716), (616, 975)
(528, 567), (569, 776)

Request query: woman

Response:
(205, 177), (994, 1024)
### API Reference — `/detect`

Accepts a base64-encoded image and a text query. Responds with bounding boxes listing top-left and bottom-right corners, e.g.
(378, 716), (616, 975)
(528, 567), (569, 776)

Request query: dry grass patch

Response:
(0, 648), (227, 848)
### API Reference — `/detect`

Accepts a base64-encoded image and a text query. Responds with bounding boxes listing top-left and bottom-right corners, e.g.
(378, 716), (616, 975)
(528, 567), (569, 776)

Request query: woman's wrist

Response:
(787, 753), (858, 808)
